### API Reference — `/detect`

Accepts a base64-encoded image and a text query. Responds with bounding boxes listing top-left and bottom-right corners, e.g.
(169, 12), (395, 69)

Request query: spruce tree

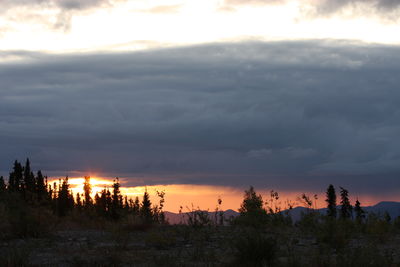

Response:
(105, 189), (112, 217)
(111, 178), (122, 219)
(354, 199), (365, 223)
(23, 158), (35, 193)
(340, 187), (352, 219)
(0, 176), (5, 194)
(140, 189), (153, 223)
(36, 170), (47, 201)
(326, 184), (337, 218)
(76, 193), (82, 210)
(132, 196), (140, 215)
(56, 177), (73, 216)
(9, 160), (23, 192)
(83, 176), (92, 208)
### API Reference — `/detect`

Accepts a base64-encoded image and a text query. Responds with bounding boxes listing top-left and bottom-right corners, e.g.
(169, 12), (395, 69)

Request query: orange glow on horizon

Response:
(48, 177), (397, 213)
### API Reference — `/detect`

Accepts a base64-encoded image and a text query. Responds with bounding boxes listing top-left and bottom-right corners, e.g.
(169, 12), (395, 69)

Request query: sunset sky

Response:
(2, 0), (400, 211)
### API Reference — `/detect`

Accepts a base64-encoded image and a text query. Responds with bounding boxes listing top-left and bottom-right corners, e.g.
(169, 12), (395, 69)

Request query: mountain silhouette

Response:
(164, 202), (400, 224)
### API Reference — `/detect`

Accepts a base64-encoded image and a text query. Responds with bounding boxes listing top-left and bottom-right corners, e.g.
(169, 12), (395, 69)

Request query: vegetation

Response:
(1, 159), (400, 266)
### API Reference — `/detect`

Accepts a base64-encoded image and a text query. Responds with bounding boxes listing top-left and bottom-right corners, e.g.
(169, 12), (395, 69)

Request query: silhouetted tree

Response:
(154, 190), (166, 224)
(111, 178), (122, 219)
(0, 176), (5, 194)
(326, 184), (337, 218)
(132, 196), (140, 215)
(105, 188), (112, 217)
(384, 211), (391, 223)
(83, 176), (92, 208)
(76, 193), (82, 210)
(237, 186), (267, 227)
(123, 196), (129, 211)
(239, 186), (264, 215)
(94, 191), (107, 216)
(354, 199), (365, 223)
(140, 189), (153, 223)
(9, 160), (23, 192)
(23, 158), (35, 194)
(56, 177), (74, 216)
(340, 187), (352, 219)
(36, 170), (47, 202)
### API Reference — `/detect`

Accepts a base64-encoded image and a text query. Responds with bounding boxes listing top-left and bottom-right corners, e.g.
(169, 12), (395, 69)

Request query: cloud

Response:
(139, 5), (182, 14)
(0, 0), (124, 31)
(318, 0), (400, 13)
(223, 0), (400, 18)
(224, 0), (285, 6)
(1, 40), (400, 194)
(1, 0), (114, 11)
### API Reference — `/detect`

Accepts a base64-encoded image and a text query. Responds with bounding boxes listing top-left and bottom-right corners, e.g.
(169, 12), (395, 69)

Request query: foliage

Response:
(326, 184), (337, 218)
(340, 187), (353, 219)
(231, 229), (277, 266)
(235, 186), (268, 227)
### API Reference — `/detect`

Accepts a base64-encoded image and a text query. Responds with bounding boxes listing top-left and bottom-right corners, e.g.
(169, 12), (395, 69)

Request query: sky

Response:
(1, 0), (400, 210)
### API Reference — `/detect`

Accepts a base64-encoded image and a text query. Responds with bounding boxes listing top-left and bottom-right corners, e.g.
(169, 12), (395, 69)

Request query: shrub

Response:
(231, 229), (277, 266)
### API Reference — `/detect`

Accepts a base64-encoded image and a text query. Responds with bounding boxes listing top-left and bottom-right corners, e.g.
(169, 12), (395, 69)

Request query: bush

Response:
(231, 229), (277, 267)
(1, 193), (54, 239)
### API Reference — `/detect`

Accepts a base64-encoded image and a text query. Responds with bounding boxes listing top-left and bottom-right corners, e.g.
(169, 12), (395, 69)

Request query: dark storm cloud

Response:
(1, 40), (400, 194)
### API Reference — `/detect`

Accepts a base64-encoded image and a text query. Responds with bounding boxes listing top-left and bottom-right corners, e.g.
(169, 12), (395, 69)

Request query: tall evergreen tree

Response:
(56, 177), (74, 216)
(9, 160), (23, 192)
(326, 184), (337, 218)
(83, 176), (92, 208)
(36, 170), (47, 201)
(132, 196), (140, 215)
(76, 193), (82, 210)
(111, 178), (122, 219)
(340, 187), (352, 219)
(140, 189), (153, 223)
(0, 176), (5, 194)
(354, 199), (365, 223)
(23, 158), (35, 193)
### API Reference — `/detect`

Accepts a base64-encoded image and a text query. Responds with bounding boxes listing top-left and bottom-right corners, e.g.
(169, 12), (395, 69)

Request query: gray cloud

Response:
(223, 0), (400, 17)
(0, 0), (124, 31)
(1, 0), (114, 11)
(1, 40), (400, 194)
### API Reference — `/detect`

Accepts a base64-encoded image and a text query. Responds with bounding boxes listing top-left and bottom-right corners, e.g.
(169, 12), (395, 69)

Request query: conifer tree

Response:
(236, 186), (267, 227)
(239, 186), (264, 215)
(140, 189), (153, 223)
(83, 176), (92, 208)
(0, 176), (5, 194)
(340, 187), (352, 219)
(36, 170), (47, 201)
(354, 199), (365, 223)
(124, 196), (129, 211)
(56, 177), (74, 216)
(76, 193), (82, 210)
(111, 178), (122, 219)
(105, 188), (112, 217)
(9, 160), (23, 192)
(132, 196), (140, 215)
(326, 184), (337, 218)
(23, 158), (35, 193)
(95, 190), (107, 216)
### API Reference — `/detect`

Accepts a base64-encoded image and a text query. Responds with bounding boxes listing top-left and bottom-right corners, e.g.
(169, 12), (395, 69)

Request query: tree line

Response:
(0, 159), (165, 224)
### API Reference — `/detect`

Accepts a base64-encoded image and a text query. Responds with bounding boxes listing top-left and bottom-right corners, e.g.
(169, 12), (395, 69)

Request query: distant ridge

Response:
(164, 202), (400, 224)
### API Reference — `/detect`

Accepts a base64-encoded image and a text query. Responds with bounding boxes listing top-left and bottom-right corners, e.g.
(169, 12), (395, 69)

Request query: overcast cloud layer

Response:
(1, 40), (400, 194)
